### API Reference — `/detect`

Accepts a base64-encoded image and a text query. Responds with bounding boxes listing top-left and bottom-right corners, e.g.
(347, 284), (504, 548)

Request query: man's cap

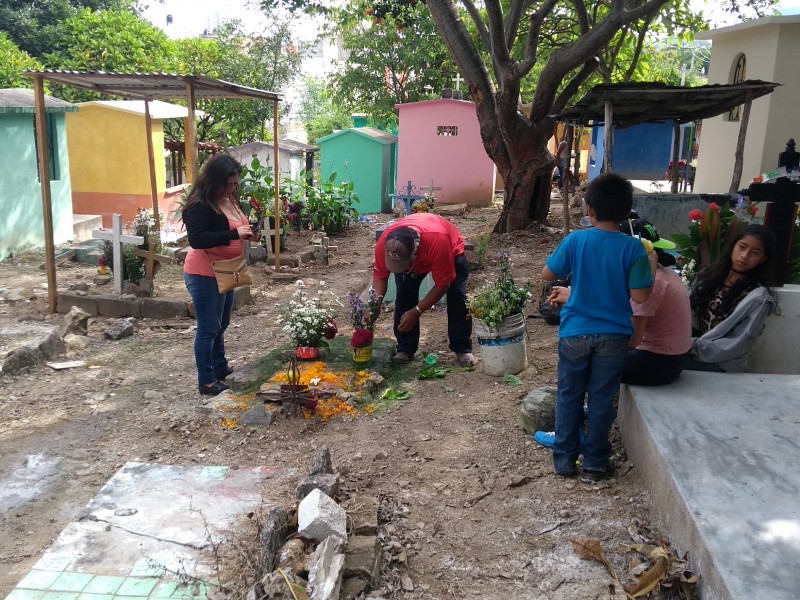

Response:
(384, 226), (418, 273)
(619, 214), (676, 250)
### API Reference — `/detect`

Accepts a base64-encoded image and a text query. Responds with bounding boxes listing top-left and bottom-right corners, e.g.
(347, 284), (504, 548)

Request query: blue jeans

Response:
(554, 334), (628, 474)
(184, 273), (234, 385)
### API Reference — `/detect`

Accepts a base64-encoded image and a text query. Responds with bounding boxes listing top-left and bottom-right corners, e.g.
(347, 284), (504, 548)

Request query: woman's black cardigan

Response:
(182, 202), (239, 250)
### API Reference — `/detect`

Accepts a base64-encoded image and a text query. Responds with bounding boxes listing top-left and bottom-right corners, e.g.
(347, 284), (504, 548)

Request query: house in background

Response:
(694, 16), (800, 192)
(227, 139), (318, 182)
(317, 127), (397, 214)
(66, 100), (197, 228)
(395, 98), (494, 207)
(587, 122), (675, 182)
(0, 88), (77, 260)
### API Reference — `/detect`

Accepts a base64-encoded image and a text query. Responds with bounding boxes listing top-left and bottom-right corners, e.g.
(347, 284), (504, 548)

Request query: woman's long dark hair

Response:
(182, 153), (242, 214)
(691, 224), (777, 318)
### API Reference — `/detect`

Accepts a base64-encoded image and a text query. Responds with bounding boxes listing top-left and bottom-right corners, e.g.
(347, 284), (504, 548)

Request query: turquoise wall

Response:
(320, 133), (393, 214)
(0, 113), (73, 260)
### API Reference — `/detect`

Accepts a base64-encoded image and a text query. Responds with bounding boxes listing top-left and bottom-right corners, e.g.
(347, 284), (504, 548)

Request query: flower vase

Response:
(352, 344), (373, 363)
(295, 346), (320, 360)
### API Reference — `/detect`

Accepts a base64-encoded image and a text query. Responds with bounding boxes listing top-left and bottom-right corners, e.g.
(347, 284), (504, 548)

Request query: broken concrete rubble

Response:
(298, 488), (347, 543)
(307, 535), (345, 600)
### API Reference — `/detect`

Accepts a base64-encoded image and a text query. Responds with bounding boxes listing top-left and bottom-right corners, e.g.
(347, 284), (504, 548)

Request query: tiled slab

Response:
(5, 463), (291, 600)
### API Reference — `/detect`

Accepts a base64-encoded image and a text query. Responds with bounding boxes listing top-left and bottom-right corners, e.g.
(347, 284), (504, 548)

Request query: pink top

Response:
(632, 265), (692, 355)
(184, 216), (247, 277)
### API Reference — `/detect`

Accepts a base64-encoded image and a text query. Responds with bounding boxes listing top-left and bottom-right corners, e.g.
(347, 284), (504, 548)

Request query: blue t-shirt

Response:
(546, 228), (653, 338)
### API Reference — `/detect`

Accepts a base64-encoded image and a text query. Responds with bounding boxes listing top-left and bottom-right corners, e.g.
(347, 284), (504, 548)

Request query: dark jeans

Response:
(554, 334), (628, 474)
(394, 253), (472, 355)
(683, 357), (725, 372)
(184, 272), (234, 385)
(622, 349), (687, 386)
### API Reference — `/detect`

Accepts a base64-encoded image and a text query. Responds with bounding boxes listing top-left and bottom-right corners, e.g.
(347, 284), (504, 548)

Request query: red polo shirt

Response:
(374, 213), (465, 286)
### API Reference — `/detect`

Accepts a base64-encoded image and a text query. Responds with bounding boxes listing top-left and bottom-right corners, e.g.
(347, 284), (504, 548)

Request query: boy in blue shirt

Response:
(542, 173), (654, 482)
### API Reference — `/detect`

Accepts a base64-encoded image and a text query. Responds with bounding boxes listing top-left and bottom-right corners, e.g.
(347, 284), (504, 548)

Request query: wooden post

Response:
(729, 91), (754, 194)
(273, 99), (281, 271)
(603, 99), (614, 173)
(671, 121), (681, 193)
(185, 81), (199, 183)
(563, 125), (574, 234)
(143, 100), (159, 287)
(32, 75), (58, 313)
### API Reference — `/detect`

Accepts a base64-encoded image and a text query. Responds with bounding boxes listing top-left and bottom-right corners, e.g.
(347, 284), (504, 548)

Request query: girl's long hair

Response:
(182, 154), (242, 215)
(691, 224), (777, 318)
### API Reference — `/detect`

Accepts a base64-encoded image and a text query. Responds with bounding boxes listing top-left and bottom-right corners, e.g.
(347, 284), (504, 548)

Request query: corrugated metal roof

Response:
(558, 80), (779, 128)
(0, 88), (78, 114)
(23, 71), (282, 102)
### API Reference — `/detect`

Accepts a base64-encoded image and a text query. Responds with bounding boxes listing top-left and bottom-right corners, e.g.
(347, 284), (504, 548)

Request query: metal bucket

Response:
(473, 313), (527, 376)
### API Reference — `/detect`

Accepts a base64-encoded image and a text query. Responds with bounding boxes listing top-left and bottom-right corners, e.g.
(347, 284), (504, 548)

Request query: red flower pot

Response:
(295, 346), (320, 360)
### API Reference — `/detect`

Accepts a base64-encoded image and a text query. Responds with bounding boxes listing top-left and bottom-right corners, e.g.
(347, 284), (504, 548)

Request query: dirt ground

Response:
(0, 199), (674, 599)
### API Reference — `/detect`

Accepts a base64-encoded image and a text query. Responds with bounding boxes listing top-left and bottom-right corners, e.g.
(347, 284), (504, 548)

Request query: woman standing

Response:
(685, 224), (777, 373)
(182, 154), (259, 395)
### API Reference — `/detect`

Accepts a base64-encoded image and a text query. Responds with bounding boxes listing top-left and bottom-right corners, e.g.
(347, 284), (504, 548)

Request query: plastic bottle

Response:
(424, 353), (438, 366)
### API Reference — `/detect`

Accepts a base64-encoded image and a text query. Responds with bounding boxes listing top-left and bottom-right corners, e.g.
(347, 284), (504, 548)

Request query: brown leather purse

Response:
(205, 253), (252, 294)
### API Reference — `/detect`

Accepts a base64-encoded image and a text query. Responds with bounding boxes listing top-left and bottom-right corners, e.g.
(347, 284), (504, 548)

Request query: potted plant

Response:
(467, 252), (530, 376)
(279, 281), (340, 359)
(348, 288), (383, 362)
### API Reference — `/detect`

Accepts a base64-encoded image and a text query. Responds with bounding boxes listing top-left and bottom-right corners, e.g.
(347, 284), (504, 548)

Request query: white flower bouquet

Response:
(279, 281), (341, 348)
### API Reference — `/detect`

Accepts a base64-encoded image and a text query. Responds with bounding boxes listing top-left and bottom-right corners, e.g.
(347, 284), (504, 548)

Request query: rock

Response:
(62, 305), (91, 336)
(401, 575), (414, 591)
(95, 295), (141, 318)
(343, 536), (381, 588)
(70, 282), (90, 292)
(104, 318), (135, 340)
(298, 489), (347, 543)
(307, 535), (345, 600)
(0, 323), (66, 374)
(348, 496), (379, 536)
(339, 578), (369, 600)
(435, 203), (467, 217)
(519, 386), (558, 434)
(93, 275), (112, 286)
(64, 334), (89, 352)
(365, 373), (386, 394)
(240, 405), (278, 427)
(277, 538), (307, 573)
(261, 567), (303, 599)
(310, 446), (333, 475)
(140, 298), (190, 319)
(121, 282), (146, 297)
(296, 473), (340, 501)
(233, 286), (252, 311)
(259, 506), (289, 575)
(298, 247), (316, 263)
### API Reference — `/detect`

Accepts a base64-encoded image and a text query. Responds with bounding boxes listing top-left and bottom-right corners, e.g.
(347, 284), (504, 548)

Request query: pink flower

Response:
(708, 203), (721, 211)
(350, 328), (374, 348)
(689, 209), (702, 221)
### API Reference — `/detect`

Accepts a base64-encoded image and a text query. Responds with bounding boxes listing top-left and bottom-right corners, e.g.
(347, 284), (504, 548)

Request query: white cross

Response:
(452, 73), (464, 91)
(92, 214), (144, 294)
(420, 178), (443, 194)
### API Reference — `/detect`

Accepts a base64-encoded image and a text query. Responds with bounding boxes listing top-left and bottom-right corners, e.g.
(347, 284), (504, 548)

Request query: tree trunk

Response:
(494, 161), (553, 233)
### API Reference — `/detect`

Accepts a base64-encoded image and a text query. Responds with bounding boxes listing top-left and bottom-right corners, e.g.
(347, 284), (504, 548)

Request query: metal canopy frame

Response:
(555, 80), (779, 226)
(23, 71), (284, 312)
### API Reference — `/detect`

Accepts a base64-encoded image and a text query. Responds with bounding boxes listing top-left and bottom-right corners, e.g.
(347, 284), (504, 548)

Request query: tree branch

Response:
(484, 0), (513, 69)
(552, 57), (600, 114)
(504, 0), (535, 51)
(520, 0), (560, 74)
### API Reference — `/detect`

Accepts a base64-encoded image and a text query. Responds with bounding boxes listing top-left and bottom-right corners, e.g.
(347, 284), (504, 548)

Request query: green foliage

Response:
(468, 252), (530, 331)
(298, 76), (354, 144)
(42, 8), (173, 101)
(0, 33), (43, 88)
(0, 0), (139, 57)
(293, 171), (360, 234)
(502, 374), (524, 386)
(476, 234), (490, 264)
(328, 2), (451, 125)
(165, 18), (304, 145)
(101, 240), (146, 284)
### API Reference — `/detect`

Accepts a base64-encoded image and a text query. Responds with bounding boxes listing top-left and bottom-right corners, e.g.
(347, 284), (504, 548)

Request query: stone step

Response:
(619, 372), (800, 600)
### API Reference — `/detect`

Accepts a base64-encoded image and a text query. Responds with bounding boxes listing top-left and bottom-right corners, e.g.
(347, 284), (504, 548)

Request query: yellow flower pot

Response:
(352, 344), (372, 363)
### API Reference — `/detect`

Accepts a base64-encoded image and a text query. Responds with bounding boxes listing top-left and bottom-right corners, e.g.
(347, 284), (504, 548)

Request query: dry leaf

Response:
(571, 538), (619, 582)
(623, 555), (670, 598)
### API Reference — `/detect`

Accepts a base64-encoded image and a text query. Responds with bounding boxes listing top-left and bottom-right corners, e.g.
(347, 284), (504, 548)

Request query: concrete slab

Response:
(4, 462), (292, 600)
(619, 372), (800, 600)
